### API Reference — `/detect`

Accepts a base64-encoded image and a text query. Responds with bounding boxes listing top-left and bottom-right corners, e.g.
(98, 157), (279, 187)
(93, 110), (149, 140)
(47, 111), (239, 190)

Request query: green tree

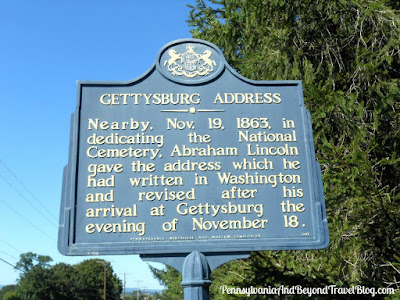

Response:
(13, 253), (122, 300)
(14, 252), (57, 300)
(18, 265), (58, 300)
(14, 261), (78, 300)
(2, 291), (21, 300)
(0, 286), (19, 300)
(50, 263), (79, 300)
(14, 252), (52, 274)
(74, 259), (122, 300)
(153, 0), (400, 298)
(150, 265), (183, 300)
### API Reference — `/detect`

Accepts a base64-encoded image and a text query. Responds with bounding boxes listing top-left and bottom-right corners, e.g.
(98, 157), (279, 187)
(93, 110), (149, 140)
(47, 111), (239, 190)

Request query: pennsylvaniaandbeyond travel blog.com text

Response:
(219, 285), (396, 297)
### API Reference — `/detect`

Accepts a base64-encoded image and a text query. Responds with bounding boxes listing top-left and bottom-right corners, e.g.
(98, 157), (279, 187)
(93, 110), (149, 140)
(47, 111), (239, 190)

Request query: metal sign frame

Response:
(58, 39), (329, 256)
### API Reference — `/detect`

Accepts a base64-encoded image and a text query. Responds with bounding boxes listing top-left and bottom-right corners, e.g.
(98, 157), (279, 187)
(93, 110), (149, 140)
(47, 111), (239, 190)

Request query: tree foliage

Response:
(2, 291), (21, 300)
(74, 259), (122, 300)
(11, 253), (122, 300)
(153, 0), (400, 298)
(0, 285), (19, 300)
(150, 265), (183, 299)
(14, 252), (52, 274)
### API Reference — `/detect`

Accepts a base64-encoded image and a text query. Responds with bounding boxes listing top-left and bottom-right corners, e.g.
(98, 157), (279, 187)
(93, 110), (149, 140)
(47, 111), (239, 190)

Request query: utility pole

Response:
(142, 286), (147, 300)
(101, 261), (109, 300)
(136, 280), (142, 300)
(123, 273), (126, 300)
(118, 272), (131, 300)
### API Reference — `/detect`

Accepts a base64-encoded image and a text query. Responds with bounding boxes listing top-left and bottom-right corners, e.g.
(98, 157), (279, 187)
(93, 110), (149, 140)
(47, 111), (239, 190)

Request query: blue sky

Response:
(0, 0), (197, 290)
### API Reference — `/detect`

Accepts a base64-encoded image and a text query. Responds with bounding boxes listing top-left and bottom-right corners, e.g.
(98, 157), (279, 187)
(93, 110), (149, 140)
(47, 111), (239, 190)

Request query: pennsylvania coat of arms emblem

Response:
(164, 44), (216, 78)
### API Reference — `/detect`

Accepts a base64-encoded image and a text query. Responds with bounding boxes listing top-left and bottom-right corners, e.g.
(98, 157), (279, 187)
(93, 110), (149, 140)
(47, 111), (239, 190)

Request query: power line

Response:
(0, 160), (58, 223)
(0, 171), (58, 228)
(0, 256), (17, 269)
(0, 197), (55, 241)
(0, 256), (25, 273)
(0, 249), (18, 260)
(0, 240), (22, 253)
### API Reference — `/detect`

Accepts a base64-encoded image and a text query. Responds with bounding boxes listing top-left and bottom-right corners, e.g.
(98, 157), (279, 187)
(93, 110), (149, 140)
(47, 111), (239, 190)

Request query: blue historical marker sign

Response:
(58, 39), (329, 256)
